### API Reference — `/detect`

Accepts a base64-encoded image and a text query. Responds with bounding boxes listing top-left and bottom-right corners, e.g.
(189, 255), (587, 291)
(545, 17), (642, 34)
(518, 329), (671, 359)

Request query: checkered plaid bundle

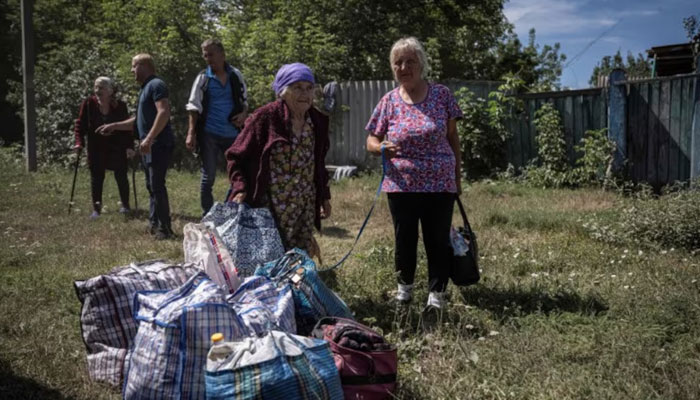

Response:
(74, 259), (200, 387)
(204, 331), (343, 400)
(123, 272), (267, 399)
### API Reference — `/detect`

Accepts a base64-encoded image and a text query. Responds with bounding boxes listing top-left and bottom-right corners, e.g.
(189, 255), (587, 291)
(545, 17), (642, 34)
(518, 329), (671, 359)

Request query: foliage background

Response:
(1, 0), (566, 169)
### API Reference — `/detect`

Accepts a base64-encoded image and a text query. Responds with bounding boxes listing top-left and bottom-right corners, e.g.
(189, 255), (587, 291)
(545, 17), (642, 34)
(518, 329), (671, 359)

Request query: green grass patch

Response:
(1, 149), (699, 399)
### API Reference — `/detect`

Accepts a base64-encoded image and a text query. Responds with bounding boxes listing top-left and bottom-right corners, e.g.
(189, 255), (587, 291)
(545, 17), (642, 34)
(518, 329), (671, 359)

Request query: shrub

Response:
(584, 189), (700, 251)
(524, 102), (571, 188)
(573, 128), (615, 185)
(456, 75), (524, 179)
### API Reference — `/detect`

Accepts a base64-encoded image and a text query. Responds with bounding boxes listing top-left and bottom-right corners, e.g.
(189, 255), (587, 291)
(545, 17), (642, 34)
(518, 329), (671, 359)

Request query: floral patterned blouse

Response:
(365, 83), (463, 192)
(267, 117), (316, 253)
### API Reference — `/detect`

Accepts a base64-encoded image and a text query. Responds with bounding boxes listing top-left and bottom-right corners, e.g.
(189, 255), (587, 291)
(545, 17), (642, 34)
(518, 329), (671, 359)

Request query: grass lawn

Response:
(1, 150), (699, 399)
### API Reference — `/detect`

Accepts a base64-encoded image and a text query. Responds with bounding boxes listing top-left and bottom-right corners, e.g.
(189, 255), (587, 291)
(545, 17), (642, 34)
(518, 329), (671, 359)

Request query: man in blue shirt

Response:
(99, 53), (175, 239)
(186, 39), (248, 215)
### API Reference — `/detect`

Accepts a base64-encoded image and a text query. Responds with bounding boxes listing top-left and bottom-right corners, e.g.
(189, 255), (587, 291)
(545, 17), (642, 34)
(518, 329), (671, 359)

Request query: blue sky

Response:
(503, 0), (698, 89)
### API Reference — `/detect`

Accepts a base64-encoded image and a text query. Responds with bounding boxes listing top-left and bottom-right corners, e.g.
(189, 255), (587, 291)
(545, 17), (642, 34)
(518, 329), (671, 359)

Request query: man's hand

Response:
(74, 145), (83, 154)
(186, 128), (197, 152)
(96, 123), (115, 136)
(230, 110), (248, 129)
(232, 192), (247, 203)
(139, 137), (153, 155)
(320, 199), (332, 219)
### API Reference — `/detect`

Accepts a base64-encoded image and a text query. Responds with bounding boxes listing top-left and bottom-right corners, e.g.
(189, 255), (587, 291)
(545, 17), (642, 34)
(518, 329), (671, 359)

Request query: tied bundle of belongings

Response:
(255, 248), (355, 335)
(205, 331), (343, 400)
(123, 272), (297, 399)
(73, 259), (200, 386)
(312, 317), (398, 400)
(201, 202), (285, 277)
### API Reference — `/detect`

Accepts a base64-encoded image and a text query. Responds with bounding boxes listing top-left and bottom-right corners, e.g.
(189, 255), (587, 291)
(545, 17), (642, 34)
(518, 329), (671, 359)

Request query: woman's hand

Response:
(366, 135), (400, 158)
(232, 192), (247, 203)
(380, 140), (400, 158)
(320, 199), (331, 219)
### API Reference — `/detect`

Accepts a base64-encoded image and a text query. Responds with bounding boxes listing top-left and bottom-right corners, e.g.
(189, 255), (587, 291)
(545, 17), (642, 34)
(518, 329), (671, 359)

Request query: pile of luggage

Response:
(74, 202), (397, 399)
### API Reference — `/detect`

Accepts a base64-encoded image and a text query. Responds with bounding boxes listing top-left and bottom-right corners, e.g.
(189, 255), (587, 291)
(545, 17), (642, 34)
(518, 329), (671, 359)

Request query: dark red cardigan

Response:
(225, 99), (331, 230)
(74, 96), (133, 170)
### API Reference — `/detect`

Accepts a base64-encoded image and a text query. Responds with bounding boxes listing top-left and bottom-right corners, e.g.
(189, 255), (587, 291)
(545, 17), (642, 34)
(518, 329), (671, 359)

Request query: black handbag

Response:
(450, 195), (480, 286)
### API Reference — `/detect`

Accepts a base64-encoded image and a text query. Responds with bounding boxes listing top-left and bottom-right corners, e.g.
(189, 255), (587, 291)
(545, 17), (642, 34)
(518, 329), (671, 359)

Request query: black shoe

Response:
(154, 228), (174, 240)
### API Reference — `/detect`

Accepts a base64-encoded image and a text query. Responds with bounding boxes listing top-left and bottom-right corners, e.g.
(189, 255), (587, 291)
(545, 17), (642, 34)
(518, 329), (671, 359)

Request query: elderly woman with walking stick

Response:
(366, 37), (463, 312)
(74, 77), (135, 218)
(226, 63), (331, 259)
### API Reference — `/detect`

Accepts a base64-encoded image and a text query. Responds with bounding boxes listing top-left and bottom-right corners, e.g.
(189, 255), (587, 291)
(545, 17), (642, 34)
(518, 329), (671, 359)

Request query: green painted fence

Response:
(626, 76), (697, 187)
(507, 88), (608, 169)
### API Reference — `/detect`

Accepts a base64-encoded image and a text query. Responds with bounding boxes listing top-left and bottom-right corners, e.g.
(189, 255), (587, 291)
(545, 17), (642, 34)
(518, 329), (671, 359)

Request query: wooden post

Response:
(607, 69), (627, 175)
(21, 0), (37, 172)
(690, 54), (700, 182)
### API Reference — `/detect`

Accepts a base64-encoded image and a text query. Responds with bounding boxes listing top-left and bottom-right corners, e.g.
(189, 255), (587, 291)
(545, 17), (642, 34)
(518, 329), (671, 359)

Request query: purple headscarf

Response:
(272, 63), (315, 96)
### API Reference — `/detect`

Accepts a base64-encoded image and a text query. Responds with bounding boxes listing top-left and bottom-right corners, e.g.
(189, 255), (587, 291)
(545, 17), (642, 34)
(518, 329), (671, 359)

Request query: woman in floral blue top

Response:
(366, 37), (463, 311)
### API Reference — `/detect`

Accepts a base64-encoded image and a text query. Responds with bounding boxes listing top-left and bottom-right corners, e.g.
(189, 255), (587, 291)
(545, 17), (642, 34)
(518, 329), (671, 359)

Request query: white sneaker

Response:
(427, 291), (446, 309)
(396, 283), (414, 303)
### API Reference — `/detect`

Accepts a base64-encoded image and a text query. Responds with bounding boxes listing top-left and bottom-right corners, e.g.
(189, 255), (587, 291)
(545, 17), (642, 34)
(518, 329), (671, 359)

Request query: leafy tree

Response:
(683, 14), (699, 41)
(220, 0), (563, 105)
(588, 50), (651, 86)
(0, 0), (22, 145)
(492, 29), (566, 91)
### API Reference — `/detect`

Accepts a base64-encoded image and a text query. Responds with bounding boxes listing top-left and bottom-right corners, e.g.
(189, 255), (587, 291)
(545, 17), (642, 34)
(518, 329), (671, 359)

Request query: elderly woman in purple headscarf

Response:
(225, 63), (331, 258)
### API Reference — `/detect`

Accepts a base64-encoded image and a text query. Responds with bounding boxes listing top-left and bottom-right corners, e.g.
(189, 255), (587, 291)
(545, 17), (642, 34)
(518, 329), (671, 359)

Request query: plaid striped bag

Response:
(123, 272), (255, 400)
(73, 259), (200, 387)
(228, 276), (297, 334)
(255, 248), (354, 335)
(204, 331), (343, 400)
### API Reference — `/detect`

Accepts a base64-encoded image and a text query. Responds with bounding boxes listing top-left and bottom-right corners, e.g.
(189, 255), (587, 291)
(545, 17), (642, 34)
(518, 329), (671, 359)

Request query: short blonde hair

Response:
(132, 53), (155, 72)
(389, 37), (429, 80)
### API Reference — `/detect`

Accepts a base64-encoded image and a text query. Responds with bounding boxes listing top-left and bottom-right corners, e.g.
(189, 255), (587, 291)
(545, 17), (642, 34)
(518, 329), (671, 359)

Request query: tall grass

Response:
(1, 151), (699, 399)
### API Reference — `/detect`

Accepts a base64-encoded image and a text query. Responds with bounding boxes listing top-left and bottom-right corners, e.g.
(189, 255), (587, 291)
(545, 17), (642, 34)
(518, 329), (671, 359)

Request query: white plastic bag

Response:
(183, 223), (241, 293)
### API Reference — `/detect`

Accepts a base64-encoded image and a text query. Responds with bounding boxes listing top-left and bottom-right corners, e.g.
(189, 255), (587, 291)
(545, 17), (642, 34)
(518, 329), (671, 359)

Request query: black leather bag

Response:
(450, 195), (480, 286)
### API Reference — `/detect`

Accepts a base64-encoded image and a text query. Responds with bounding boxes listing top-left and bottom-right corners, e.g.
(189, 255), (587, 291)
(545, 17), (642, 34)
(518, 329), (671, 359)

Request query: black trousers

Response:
(90, 166), (129, 211)
(143, 145), (173, 233)
(387, 192), (455, 293)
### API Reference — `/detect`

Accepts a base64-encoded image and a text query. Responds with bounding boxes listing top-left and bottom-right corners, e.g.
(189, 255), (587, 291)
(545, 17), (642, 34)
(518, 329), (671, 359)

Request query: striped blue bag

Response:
(228, 276), (297, 335)
(255, 248), (354, 335)
(123, 272), (254, 400)
(204, 331), (343, 400)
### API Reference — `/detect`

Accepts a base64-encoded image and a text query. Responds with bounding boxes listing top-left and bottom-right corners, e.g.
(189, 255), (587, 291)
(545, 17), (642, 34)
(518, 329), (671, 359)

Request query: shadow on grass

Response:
(459, 284), (608, 318)
(319, 226), (352, 239)
(0, 360), (73, 400)
(125, 209), (200, 224)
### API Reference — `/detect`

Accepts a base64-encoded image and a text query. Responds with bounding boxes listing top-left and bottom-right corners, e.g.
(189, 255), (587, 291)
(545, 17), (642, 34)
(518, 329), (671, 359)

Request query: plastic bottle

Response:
(208, 332), (230, 363)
